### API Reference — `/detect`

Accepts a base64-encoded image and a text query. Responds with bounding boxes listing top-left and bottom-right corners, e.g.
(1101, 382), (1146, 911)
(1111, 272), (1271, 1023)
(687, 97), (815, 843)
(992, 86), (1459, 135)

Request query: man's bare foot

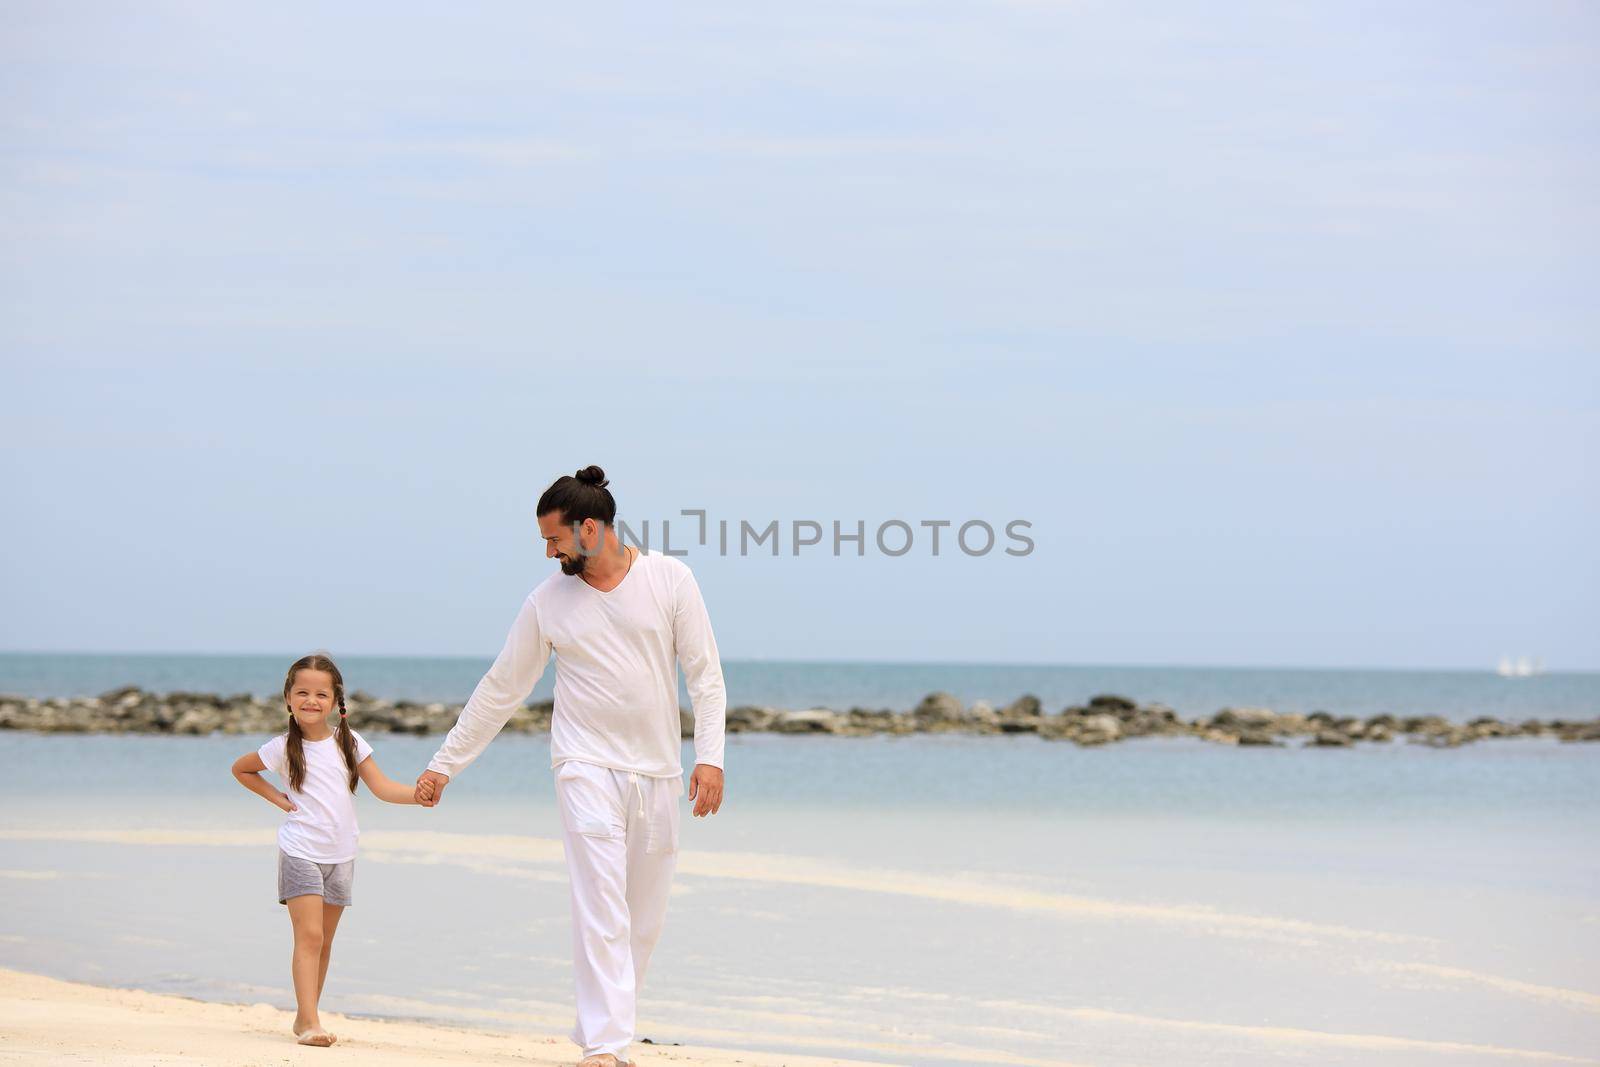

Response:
(577, 1056), (624, 1067)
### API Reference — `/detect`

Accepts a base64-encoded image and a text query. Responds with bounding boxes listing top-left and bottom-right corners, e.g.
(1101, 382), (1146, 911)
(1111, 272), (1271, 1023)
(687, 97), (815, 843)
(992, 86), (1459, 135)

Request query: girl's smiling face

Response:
(288, 668), (337, 735)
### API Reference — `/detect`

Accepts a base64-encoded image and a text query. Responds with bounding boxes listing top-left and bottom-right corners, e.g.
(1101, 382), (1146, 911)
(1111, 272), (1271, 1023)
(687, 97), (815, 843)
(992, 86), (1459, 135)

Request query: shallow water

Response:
(1, 732), (1597, 1066)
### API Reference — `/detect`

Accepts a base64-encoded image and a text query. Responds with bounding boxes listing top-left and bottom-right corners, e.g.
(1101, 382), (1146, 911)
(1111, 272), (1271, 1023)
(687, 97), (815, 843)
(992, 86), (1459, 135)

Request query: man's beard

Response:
(558, 553), (587, 577)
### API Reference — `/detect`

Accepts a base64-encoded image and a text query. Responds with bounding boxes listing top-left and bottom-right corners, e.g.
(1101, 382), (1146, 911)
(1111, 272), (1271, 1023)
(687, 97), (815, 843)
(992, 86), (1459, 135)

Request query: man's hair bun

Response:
(538, 466), (616, 525)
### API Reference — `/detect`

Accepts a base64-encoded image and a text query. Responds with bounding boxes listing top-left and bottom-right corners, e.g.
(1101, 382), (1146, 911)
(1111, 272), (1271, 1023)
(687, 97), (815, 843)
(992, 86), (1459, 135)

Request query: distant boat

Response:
(1497, 656), (1544, 678)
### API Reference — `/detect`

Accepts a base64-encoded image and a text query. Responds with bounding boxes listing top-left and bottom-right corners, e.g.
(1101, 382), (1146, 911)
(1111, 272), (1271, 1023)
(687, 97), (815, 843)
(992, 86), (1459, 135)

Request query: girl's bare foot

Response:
(294, 1019), (336, 1046)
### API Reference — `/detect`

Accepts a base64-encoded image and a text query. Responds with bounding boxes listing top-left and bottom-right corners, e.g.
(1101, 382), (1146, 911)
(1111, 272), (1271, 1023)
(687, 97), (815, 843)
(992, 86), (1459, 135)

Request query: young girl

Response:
(231, 652), (420, 1047)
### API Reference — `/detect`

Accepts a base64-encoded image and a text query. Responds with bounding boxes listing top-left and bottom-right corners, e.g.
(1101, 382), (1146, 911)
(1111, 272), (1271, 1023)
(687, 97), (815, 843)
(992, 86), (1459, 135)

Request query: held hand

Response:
(415, 770), (449, 807)
(688, 764), (724, 818)
(277, 792), (297, 814)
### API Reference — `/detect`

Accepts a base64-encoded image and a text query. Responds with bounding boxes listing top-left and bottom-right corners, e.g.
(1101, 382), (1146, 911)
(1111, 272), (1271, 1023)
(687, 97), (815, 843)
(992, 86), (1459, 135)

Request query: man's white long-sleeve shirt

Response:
(427, 549), (726, 781)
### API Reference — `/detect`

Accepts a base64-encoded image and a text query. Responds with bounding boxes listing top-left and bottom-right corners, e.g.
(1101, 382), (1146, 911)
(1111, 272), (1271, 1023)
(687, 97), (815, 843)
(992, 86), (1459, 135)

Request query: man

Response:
(414, 466), (726, 1067)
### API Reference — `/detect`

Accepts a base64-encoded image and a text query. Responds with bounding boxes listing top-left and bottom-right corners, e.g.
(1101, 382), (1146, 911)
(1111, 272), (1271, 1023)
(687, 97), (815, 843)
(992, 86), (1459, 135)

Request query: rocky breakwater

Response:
(733, 693), (1600, 747)
(0, 687), (554, 737)
(1, 687), (1597, 748)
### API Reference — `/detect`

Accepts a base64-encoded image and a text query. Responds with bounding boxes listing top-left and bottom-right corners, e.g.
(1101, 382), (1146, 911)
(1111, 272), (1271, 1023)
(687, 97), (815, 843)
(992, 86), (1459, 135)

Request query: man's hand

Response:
(415, 770), (449, 807)
(688, 764), (723, 818)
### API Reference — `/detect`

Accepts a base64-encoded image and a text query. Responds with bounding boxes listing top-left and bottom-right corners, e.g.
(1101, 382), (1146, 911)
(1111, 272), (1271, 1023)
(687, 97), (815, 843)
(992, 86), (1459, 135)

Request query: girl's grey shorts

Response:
(277, 849), (354, 906)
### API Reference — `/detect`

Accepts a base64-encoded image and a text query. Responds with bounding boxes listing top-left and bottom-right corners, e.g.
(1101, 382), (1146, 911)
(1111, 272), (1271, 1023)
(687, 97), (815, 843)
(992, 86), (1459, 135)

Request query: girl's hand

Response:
(232, 753), (297, 813)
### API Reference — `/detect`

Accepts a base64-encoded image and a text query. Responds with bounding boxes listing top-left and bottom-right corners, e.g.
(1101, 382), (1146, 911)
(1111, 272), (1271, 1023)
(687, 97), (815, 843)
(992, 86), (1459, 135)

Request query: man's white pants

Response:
(554, 760), (682, 1061)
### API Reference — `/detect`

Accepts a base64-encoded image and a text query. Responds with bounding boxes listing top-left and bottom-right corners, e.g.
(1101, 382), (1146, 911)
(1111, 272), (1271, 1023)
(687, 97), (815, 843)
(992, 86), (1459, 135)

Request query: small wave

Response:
(0, 827), (1429, 946)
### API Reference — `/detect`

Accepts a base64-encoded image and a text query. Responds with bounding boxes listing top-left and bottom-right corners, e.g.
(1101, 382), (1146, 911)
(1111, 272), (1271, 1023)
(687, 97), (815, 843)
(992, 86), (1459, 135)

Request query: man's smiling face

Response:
(539, 510), (591, 576)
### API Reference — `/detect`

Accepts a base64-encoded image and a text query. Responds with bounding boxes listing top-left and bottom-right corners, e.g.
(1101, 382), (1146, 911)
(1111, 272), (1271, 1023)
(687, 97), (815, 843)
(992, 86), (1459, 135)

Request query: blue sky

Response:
(2, 2), (1595, 669)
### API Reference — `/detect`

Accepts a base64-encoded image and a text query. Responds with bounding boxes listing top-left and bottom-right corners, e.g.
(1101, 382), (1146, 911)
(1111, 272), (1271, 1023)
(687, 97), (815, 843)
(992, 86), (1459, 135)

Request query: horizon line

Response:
(0, 648), (1591, 677)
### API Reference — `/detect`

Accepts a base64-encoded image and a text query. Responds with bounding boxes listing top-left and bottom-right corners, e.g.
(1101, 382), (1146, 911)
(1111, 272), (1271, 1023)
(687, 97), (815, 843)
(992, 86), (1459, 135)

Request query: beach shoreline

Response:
(0, 966), (889, 1067)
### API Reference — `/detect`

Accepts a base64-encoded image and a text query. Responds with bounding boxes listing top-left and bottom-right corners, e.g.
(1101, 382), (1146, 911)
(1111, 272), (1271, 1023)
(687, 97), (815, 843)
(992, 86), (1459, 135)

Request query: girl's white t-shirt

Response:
(258, 730), (373, 863)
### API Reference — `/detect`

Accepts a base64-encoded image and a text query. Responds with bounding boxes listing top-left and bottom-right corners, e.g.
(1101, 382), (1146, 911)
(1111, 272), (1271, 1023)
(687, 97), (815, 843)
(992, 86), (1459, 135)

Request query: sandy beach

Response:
(0, 966), (885, 1067)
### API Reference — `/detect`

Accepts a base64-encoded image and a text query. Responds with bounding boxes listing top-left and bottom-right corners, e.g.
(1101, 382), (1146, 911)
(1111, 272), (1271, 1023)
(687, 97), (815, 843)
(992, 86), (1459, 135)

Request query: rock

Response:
(1036, 717), (1071, 740)
(1118, 704), (1185, 738)
(997, 719), (1040, 734)
(727, 706), (778, 732)
(846, 708), (899, 731)
(357, 705), (400, 730)
(1212, 707), (1281, 731)
(913, 692), (965, 726)
(1001, 695), (1042, 719)
(1048, 714), (1122, 746)
(106, 698), (144, 721)
(1412, 727), (1471, 748)
(965, 700), (1000, 728)
(997, 714), (1042, 734)
(1310, 729), (1353, 747)
(1235, 729), (1281, 747)
(679, 709), (695, 738)
(1402, 715), (1450, 734)
(772, 709), (842, 734)
(1556, 721), (1600, 742)
(996, 694), (1046, 734)
(1086, 694), (1137, 714)
(173, 708), (222, 735)
(99, 686), (145, 707)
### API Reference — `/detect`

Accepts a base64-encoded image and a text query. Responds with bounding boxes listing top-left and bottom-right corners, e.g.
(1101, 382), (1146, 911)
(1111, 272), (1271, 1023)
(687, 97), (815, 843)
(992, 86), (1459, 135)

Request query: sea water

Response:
(1, 651), (1596, 723)
(2, 729), (1597, 1066)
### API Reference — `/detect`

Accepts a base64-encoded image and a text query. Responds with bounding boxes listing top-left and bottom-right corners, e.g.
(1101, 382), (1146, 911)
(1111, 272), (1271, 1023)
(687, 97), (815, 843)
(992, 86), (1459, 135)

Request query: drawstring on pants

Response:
(629, 772), (646, 818)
